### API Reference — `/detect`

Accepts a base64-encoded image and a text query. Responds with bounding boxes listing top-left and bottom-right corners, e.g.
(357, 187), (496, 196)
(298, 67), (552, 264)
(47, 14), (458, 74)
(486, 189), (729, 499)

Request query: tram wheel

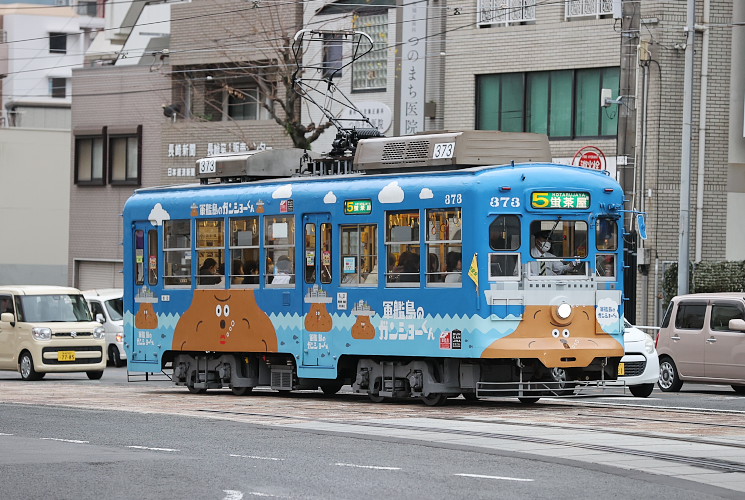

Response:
(231, 386), (253, 396)
(518, 397), (540, 404)
(187, 373), (207, 394)
(420, 393), (448, 406)
(320, 383), (343, 395)
(462, 392), (480, 402)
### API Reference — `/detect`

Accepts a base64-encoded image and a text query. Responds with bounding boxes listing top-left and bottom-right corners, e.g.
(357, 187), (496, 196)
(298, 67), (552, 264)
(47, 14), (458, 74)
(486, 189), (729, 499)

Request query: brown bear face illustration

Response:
(173, 289), (277, 352)
(481, 305), (623, 367)
(135, 303), (158, 329)
(351, 315), (376, 340)
(304, 303), (333, 332)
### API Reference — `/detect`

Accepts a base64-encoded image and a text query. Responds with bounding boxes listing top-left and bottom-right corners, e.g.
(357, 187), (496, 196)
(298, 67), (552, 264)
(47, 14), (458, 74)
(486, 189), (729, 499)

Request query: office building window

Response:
(323, 33), (344, 80)
(109, 127), (141, 185)
(49, 32), (67, 53)
(74, 135), (105, 185)
(352, 13), (387, 90)
(477, 67), (619, 138)
(49, 78), (67, 98)
(227, 86), (260, 120)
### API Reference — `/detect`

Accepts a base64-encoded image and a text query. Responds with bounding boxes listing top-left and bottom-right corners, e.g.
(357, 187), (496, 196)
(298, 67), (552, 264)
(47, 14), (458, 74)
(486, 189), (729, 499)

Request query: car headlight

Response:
(644, 335), (656, 355)
(32, 327), (52, 341)
(93, 327), (106, 340)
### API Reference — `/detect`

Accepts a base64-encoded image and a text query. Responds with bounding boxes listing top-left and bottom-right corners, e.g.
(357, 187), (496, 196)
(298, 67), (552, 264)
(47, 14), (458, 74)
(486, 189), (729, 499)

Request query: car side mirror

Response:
(1, 312), (15, 326)
(95, 313), (105, 324)
(728, 318), (745, 332)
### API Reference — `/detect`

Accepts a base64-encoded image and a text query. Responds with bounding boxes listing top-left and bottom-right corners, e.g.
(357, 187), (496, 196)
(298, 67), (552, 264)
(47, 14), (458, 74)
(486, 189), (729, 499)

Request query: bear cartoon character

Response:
(351, 314), (376, 339)
(173, 289), (277, 352)
(481, 305), (624, 367)
(304, 303), (333, 332)
(135, 303), (158, 329)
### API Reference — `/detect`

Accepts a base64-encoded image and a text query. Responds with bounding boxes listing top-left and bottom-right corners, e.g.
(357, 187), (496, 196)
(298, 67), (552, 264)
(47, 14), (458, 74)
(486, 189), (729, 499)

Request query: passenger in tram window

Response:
(231, 260), (244, 284)
(444, 251), (462, 283)
(273, 255), (294, 284)
(243, 260), (260, 284)
(397, 251), (420, 283)
(428, 253), (443, 282)
(198, 258), (222, 285)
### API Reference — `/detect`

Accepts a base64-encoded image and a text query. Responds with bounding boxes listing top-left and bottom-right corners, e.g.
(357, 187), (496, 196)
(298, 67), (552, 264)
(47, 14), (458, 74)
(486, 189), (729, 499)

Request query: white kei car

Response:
(83, 289), (126, 367)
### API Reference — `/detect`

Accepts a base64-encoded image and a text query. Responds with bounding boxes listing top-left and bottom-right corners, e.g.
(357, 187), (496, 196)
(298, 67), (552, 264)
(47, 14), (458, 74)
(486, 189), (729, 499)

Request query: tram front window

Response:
(529, 220), (588, 277)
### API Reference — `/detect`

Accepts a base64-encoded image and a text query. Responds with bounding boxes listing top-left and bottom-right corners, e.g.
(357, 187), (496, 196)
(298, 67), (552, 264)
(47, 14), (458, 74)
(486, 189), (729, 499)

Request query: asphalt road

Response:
(0, 403), (730, 500)
(1, 366), (744, 499)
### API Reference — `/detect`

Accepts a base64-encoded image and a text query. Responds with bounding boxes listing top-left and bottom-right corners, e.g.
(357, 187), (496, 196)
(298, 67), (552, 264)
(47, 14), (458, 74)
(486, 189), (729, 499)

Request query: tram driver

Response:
(530, 231), (579, 276)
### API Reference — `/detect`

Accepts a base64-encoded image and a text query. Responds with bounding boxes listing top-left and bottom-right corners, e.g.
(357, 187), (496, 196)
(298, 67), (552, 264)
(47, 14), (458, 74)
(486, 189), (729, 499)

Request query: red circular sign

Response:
(578, 151), (603, 170)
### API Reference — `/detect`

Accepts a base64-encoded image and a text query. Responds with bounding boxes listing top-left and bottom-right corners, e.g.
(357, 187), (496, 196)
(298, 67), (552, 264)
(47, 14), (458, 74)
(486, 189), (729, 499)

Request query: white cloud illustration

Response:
(323, 191), (337, 204)
(378, 181), (404, 204)
(419, 188), (434, 199)
(148, 203), (170, 226)
(272, 184), (292, 199)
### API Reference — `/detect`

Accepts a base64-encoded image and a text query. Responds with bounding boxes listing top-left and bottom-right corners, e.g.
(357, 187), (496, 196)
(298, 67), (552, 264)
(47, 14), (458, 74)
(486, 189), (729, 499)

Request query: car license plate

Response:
(618, 362), (625, 376)
(58, 351), (76, 362)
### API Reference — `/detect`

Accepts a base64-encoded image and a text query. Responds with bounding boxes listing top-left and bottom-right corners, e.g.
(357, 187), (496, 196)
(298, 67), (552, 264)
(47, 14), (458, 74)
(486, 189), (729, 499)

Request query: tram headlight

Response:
(557, 303), (573, 320)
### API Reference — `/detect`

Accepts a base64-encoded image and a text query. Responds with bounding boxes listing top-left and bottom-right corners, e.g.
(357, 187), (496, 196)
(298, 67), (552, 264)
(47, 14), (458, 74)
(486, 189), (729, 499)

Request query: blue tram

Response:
(123, 130), (626, 404)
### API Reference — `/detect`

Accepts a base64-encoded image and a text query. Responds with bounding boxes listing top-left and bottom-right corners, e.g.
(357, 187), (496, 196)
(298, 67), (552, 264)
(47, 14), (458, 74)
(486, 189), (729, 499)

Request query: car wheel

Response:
(629, 383), (654, 398)
(19, 352), (42, 381)
(731, 385), (745, 395)
(87, 370), (104, 380)
(658, 357), (683, 392)
(108, 345), (125, 368)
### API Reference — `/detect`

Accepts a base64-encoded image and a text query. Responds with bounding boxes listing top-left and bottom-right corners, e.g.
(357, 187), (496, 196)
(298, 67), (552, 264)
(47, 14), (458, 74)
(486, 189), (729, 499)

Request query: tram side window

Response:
(596, 219), (618, 251)
(265, 215), (295, 286)
(340, 224), (378, 285)
(134, 230), (144, 285)
(148, 229), (158, 286)
(488, 215), (521, 279)
(386, 211), (421, 286)
(320, 223), (332, 284)
(163, 220), (192, 286)
(425, 208), (462, 285)
(230, 217), (260, 286)
(596, 254), (616, 278)
(196, 218), (225, 287)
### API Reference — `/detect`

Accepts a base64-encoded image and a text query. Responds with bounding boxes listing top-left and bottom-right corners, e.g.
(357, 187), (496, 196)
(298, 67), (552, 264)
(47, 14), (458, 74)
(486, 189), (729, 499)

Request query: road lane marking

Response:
(222, 490), (244, 500)
(0, 433), (14, 436)
(41, 437), (89, 444)
(454, 473), (534, 482)
(230, 454), (284, 461)
(126, 445), (179, 452)
(335, 463), (401, 470)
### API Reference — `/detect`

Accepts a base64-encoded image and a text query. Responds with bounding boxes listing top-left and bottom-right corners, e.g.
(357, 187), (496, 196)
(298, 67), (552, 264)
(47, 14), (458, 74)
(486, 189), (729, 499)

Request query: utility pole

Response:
(678, 0), (696, 295)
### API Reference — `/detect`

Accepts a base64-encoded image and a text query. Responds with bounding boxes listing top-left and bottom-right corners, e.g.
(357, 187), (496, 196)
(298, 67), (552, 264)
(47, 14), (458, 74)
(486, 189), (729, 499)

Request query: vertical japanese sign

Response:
(399, 0), (427, 135)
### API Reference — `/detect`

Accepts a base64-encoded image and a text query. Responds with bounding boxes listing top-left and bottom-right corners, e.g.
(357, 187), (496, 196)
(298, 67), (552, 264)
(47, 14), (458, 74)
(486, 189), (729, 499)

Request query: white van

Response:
(0, 285), (106, 380)
(83, 289), (126, 367)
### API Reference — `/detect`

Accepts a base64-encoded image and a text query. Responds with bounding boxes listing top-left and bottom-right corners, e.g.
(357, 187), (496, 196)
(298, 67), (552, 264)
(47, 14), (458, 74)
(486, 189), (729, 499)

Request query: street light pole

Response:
(678, 0), (696, 295)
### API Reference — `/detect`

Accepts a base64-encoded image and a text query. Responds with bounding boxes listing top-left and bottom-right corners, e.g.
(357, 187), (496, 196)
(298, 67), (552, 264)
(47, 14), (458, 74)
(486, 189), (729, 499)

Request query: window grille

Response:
(565, 0), (614, 19)
(478, 0), (536, 27)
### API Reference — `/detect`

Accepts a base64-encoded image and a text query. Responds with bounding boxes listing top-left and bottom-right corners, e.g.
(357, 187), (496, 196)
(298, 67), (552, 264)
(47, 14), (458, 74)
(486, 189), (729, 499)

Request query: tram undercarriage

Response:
(169, 351), (621, 404)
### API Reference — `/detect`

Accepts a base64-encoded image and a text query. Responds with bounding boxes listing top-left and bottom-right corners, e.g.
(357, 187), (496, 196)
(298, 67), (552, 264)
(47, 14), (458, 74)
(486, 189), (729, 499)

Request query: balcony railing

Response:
(477, 0), (536, 27)
(565, 0), (615, 19)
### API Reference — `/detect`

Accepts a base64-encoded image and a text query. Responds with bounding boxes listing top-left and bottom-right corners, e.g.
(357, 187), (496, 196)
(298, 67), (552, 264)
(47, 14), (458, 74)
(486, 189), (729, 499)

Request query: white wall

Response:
(2, 7), (103, 124)
(0, 128), (70, 285)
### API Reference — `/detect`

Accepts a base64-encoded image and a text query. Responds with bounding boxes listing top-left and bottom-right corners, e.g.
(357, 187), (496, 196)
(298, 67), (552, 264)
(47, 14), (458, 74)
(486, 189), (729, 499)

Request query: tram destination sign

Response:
(344, 199), (373, 215)
(531, 192), (591, 209)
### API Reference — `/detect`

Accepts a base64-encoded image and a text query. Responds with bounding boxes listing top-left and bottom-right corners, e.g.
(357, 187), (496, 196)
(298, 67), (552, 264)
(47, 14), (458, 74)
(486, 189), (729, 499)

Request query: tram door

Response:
(130, 222), (162, 364)
(301, 213), (334, 367)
